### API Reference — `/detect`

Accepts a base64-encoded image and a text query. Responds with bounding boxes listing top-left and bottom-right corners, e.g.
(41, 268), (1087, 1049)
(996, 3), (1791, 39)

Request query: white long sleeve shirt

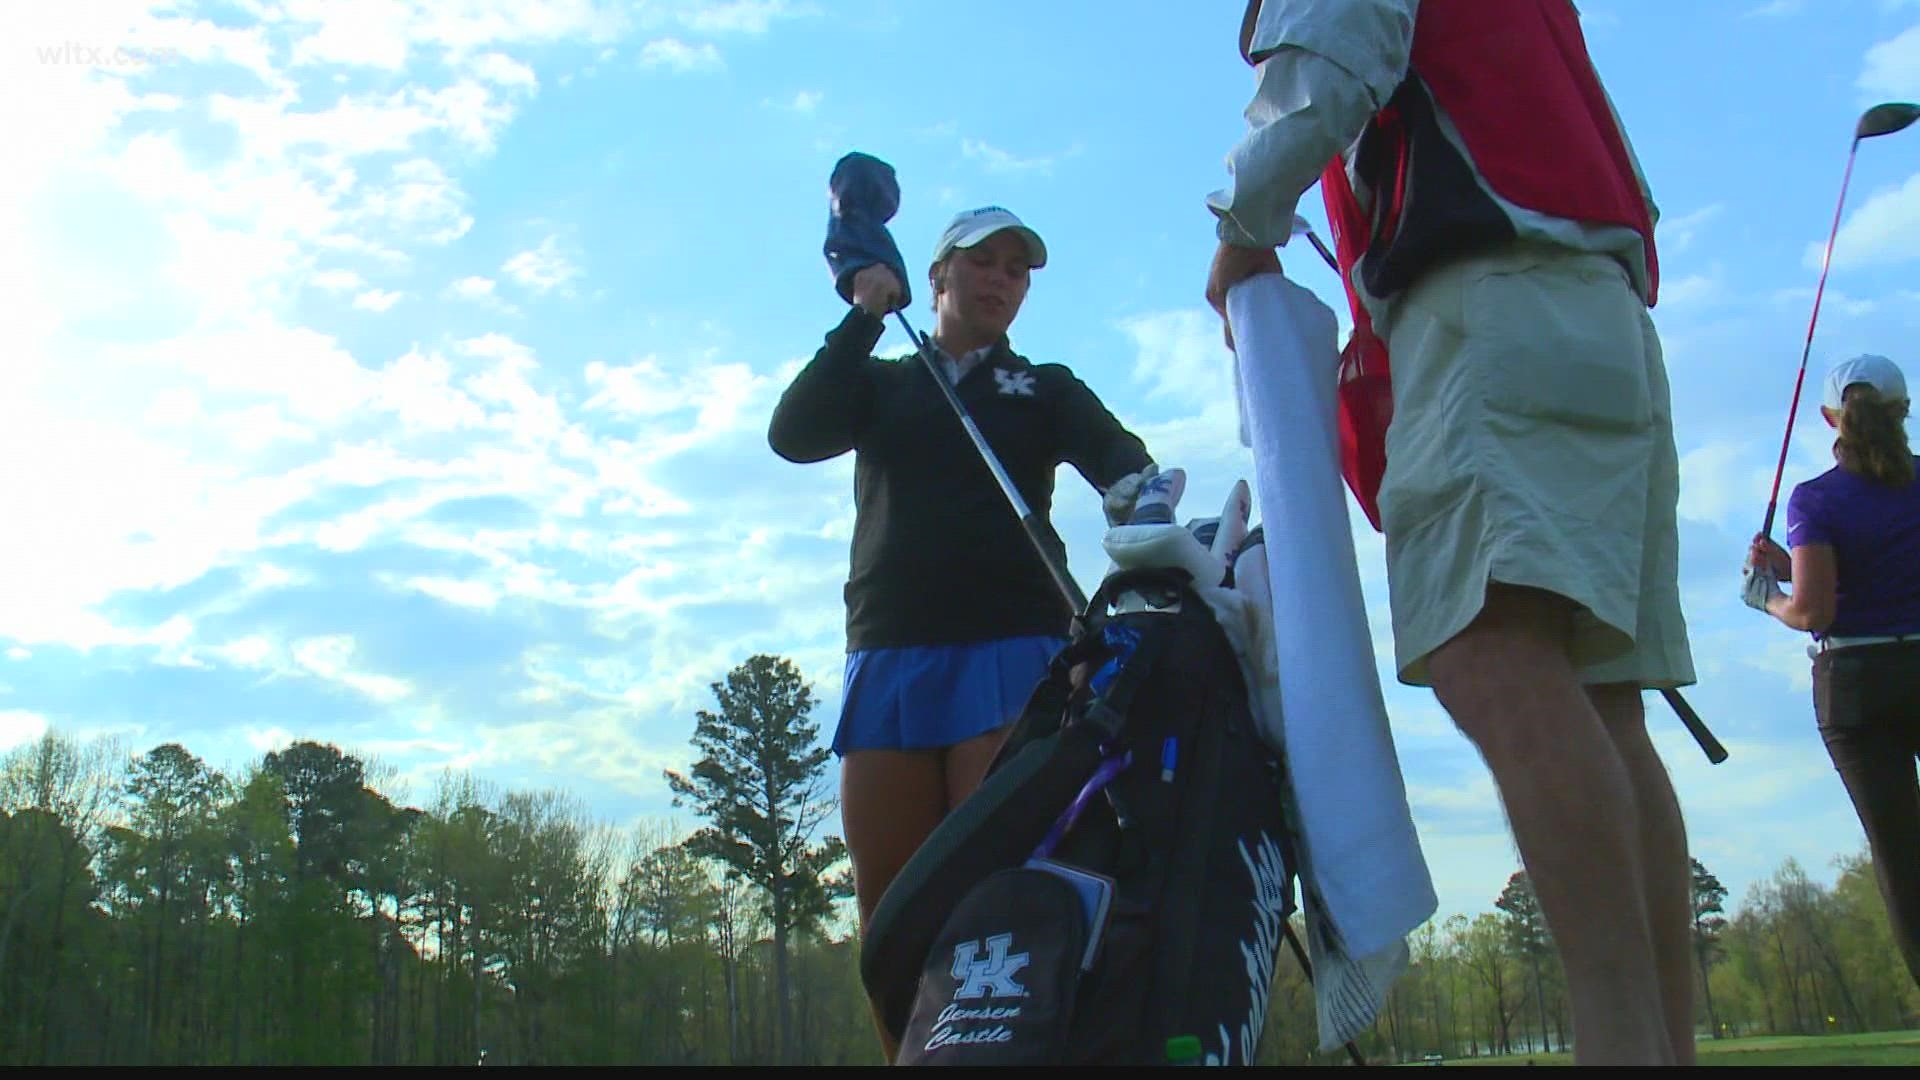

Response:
(1207, 0), (1662, 306)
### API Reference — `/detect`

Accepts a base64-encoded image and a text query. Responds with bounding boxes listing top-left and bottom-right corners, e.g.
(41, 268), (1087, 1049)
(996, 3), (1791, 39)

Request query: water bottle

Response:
(1165, 1035), (1204, 1065)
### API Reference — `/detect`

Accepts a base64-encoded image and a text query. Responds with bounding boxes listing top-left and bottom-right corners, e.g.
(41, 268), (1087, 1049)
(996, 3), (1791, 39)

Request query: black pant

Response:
(1814, 640), (1920, 989)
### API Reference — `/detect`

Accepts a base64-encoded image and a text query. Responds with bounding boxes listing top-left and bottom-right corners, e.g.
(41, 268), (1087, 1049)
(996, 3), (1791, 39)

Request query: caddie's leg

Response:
(1589, 681), (1693, 1065)
(1427, 585), (1674, 1066)
(842, 749), (947, 1062)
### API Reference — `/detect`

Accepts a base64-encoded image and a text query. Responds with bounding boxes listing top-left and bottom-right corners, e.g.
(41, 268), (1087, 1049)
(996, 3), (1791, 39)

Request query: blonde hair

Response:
(1834, 384), (1914, 486)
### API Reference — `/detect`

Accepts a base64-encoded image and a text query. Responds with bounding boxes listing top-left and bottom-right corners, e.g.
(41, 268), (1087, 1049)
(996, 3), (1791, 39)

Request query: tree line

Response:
(1, 653), (1913, 1064)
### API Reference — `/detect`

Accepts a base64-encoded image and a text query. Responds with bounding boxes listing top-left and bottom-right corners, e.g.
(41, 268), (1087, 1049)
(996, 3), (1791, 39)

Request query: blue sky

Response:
(5, 0), (1920, 924)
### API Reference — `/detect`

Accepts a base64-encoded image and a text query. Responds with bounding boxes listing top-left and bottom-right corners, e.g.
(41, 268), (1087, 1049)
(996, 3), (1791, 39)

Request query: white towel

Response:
(1224, 271), (1437, 1052)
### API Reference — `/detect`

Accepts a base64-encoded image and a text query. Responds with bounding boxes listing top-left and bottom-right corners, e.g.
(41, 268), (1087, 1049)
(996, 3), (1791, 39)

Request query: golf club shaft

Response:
(1763, 138), (1860, 539)
(1280, 921), (1367, 1066)
(1304, 229), (1339, 274)
(892, 309), (1090, 615)
(1299, 220), (1727, 762)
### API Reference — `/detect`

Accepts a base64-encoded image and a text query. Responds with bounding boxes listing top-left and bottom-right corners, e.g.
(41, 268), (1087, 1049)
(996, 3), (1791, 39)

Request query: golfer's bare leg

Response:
(942, 724), (1015, 812)
(1427, 585), (1672, 1065)
(842, 749), (947, 1063)
(1588, 682), (1694, 1065)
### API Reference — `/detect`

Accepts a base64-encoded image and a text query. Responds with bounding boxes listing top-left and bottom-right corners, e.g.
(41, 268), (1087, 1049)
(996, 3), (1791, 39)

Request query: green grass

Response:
(1410, 1029), (1920, 1066)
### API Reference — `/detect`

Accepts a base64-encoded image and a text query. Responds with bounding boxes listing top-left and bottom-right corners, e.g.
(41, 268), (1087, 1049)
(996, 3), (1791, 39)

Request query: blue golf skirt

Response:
(833, 635), (1068, 756)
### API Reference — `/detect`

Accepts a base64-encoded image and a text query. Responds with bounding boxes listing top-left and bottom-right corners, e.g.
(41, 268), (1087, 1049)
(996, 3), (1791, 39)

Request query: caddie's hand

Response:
(1741, 564), (1782, 614)
(1205, 240), (1282, 318)
(1747, 533), (1791, 581)
(850, 263), (903, 317)
(1103, 463), (1161, 528)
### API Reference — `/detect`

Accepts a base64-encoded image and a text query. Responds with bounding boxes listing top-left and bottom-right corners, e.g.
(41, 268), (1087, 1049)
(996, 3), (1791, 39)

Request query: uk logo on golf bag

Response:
(951, 932), (1030, 999)
(994, 369), (1036, 397)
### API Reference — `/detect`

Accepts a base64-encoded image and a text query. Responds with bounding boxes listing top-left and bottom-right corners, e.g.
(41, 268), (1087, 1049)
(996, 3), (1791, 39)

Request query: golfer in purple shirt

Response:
(1746, 353), (1920, 991)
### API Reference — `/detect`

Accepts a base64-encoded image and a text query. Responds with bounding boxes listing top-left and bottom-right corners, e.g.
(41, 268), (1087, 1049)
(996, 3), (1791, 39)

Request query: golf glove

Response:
(1741, 564), (1783, 614)
(1103, 464), (1160, 527)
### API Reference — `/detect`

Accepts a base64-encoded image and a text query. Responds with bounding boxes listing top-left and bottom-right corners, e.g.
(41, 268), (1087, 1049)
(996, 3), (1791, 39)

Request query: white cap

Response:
(930, 206), (1047, 269)
(1823, 353), (1908, 410)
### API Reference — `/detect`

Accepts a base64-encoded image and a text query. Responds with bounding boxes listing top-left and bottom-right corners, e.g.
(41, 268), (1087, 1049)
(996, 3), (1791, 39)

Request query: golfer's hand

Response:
(850, 263), (903, 317)
(1747, 534), (1791, 581)
(1103, 464), (1160, 527)
(1741, 564), (1783, 614)
(1207, 241), (1281, 353)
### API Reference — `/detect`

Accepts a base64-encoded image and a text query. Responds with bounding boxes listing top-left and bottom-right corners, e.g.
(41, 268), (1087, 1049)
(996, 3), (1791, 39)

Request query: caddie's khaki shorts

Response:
(1376, 240), (1695, 690)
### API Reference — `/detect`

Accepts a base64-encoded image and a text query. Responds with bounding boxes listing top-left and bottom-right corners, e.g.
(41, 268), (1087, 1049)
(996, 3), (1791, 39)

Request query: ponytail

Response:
(1834, 385), (1914, 486)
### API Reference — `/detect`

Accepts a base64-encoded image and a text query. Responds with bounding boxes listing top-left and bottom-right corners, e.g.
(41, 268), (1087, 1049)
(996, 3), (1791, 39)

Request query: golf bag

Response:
(860, 547), (1297, 1066)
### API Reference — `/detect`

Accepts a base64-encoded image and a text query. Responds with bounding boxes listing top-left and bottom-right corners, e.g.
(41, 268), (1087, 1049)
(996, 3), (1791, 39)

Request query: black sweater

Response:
(769, 307), (1152, 650)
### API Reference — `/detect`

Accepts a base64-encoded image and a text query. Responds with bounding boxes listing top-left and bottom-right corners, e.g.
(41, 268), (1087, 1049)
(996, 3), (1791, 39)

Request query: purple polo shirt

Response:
(1785, 457), (1920, 639)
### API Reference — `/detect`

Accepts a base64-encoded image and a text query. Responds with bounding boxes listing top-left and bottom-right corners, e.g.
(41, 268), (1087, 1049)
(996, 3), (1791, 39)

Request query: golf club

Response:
(1761, 101), (1920, 539)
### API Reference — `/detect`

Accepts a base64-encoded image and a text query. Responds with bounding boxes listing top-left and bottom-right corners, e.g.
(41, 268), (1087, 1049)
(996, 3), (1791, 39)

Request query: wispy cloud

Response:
(638, 37), (723, 72)
(502, 237), (580, 295)
(1658, 203), (1724, 254)
(1657, 268), (1726, 311)
(1859, 23), (1920, 101)
(353, 288), (403, 312)
(1745, 0), (1804, 17)
(961, 137), (1064, 176)
(672, 0), (813, 35)
(767, 89), (822, 113)
(1809, 173), (1920, 270)
(312, 268), (365, 293)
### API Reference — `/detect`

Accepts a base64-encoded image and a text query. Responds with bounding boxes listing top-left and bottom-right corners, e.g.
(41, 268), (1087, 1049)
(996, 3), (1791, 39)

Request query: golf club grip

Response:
(1661, 688), (1728, 764)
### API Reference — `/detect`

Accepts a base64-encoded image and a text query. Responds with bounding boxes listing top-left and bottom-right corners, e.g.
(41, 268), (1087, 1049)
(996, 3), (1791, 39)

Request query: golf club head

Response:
(1856, 102), (1920, 139)
(828, 152), (901, 222)
(825, 151), (911, 307)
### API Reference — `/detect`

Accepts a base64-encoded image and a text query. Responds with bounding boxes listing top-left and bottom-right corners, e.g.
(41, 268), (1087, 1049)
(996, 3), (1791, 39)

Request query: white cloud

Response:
(450, 275), (498, 300)
(769, 89), (822, 113)
(292, 635), (414, 703)
(1678, 438), (1775, 527)
(353, 288), (404, 311)
(672, 0), (808, 35)
(1859, 23), (1920, 101)
(245, 726), (297, 755)
(1808, 171), (1920, 270)
(638, 37), (722, 72)
(403, 576), (502, 610)
(961, 138), (1059, 176)
(1745, 0), (1803, 16)
(467, 51), (539, 90)
(372, 347), (489, 433)
(213, 636), (276, 668)
(1657, 269), (1724, 310)
(313, 268), (366, 292)
(0, 711), (51, 753)
(502, 236), (580, 294)
(1769, 286), (1877, 318)
(1117, 308), (1237, 411)
(357, 157), (474, 245)
(1657, 203), (1722, 254)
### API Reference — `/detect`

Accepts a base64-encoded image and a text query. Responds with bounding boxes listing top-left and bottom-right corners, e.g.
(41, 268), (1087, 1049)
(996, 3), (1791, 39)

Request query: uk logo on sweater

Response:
(951, 933), (1030, 999)
(994, 369), (1036, 397)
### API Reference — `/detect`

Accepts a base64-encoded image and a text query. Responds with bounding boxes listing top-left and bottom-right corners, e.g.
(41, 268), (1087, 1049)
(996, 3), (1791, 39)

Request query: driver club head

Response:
(1856, 102), (1920, 140)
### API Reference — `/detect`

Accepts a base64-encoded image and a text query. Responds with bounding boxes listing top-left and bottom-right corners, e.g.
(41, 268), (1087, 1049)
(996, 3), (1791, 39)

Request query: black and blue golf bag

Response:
(859, 541), (1298, 1066)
